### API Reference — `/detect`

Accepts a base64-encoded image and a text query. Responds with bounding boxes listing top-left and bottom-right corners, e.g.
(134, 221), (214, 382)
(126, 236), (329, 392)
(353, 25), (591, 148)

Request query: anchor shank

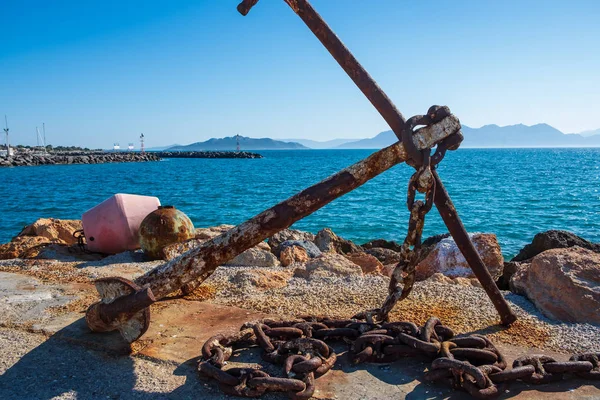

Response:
(134, 116), (460, 299)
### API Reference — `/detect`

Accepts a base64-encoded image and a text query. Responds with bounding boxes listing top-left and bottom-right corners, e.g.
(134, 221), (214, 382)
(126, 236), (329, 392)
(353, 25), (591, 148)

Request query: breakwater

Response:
(0, 150), (262, 167)
(155, 151), (262, 159)
(0, 151), (160, 167)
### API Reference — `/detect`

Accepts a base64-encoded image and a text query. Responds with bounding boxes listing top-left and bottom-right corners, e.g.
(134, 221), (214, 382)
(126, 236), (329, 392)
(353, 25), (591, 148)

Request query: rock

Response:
(415, 233), (503, 281)
(314, 228), (361, 254)
(225, 247), (280, 267)
(230, 269), (291, 291)
(361, 239), (403, 252)
(417, 233), (452, 263)
(17, 218), (82, 245)
(255, 241), (271, 252)
(292, 266), (311, 279)
(344, 252), (384, 275)
(364, 247), (402, 264)
(496, 261), (527, 290)
(280, 245), (309, 267)
(510, 247), (600, 324)
(268, 229), (315, 255)
(194, 225), (235, 241)
(382, 264), (396, 278)
(304, 253), (363, 276)
(0, 236), (63, 260)
(512, 230), (600, 262)
(280, 240), (322, 258)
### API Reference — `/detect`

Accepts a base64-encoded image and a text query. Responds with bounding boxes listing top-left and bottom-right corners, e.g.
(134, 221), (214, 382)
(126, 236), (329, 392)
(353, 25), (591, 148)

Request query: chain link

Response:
(198, 315), (600, 399)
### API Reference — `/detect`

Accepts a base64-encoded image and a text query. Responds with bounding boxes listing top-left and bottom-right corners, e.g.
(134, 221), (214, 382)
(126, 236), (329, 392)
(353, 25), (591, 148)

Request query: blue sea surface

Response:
(1, 148), (599, 259)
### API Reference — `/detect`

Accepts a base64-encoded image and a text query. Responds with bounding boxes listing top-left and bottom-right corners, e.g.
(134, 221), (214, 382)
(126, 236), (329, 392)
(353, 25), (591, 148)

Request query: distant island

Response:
(168, 136), (308, 151)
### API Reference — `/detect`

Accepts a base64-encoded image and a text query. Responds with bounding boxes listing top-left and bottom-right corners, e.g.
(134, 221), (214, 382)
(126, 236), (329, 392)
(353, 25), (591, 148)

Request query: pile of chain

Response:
(198, 315), (600, 399)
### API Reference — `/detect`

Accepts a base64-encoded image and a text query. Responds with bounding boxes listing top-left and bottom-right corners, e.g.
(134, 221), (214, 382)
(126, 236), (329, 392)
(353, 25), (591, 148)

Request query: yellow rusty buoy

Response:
(138, 206), (195, 260)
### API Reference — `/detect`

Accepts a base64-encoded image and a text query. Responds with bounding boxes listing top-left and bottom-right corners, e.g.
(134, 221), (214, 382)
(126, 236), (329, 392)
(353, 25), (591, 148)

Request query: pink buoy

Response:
(82, 193), (161, 254)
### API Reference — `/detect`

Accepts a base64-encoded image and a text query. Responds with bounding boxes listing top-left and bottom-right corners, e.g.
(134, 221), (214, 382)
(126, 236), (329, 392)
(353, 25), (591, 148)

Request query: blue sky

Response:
(1, 0), (599, 148)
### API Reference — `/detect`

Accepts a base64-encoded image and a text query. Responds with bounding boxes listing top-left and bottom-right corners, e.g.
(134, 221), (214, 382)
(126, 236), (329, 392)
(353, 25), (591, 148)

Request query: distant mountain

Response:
(335, 124), (600, 149)
(168, 136), (308, 151)
(461, 123), (600, 147)
(286, 138), (359, 149)
(577, 128), (600, 137)
(335, 131), (397, 149)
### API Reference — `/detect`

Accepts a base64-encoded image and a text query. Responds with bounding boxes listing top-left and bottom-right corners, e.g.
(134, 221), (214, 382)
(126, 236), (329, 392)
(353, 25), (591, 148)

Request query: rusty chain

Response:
(198, 316), (600, 399)
(355, 106), (464, 324)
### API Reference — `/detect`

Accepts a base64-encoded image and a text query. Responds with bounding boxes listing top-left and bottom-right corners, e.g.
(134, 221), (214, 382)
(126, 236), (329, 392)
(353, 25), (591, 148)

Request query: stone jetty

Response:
(0, 150), (262, 167)
(155, 151), (263, 159)
(0, 151), (160, 167)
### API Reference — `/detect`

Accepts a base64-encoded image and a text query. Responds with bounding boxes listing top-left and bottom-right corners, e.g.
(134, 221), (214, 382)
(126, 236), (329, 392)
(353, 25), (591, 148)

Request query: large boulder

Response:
(280, 245), (309, 267)
(364, 247), (402, 264)
(415, 233), (503, 281)
(496, 261), (527, 290)
(268, 229), (315, 256)
(279, 240), (321, 258)
(0, 236), (63, 260)
(510, 247), (600, 324)
(17, 218), (82, 245)
(344, 252), (384, 275)
(302, 253), (363, 277)
(314, 228), (361, 254)
(225, 247), (280, 267)
(512, 230), (600, 262)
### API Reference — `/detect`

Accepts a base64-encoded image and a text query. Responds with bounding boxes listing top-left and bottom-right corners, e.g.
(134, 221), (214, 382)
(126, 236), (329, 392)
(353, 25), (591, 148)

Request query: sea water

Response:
(2, 148), (599, 258)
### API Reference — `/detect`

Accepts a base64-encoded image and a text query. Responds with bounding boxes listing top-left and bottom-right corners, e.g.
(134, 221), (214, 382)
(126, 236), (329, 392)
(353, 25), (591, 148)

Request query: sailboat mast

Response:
(3, 115), (9, 157)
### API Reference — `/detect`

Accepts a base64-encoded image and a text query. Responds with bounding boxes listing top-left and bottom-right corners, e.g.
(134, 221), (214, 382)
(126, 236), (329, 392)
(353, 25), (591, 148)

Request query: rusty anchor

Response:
(85, 0), (516, 343)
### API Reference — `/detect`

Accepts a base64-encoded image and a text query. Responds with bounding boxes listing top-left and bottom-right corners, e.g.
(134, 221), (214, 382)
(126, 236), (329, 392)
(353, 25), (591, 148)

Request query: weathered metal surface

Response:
(139, 205), (195, 260)
(133, 115), (459, 300)
(85, 277), (153, 343)
(237, 0), (516, 325)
